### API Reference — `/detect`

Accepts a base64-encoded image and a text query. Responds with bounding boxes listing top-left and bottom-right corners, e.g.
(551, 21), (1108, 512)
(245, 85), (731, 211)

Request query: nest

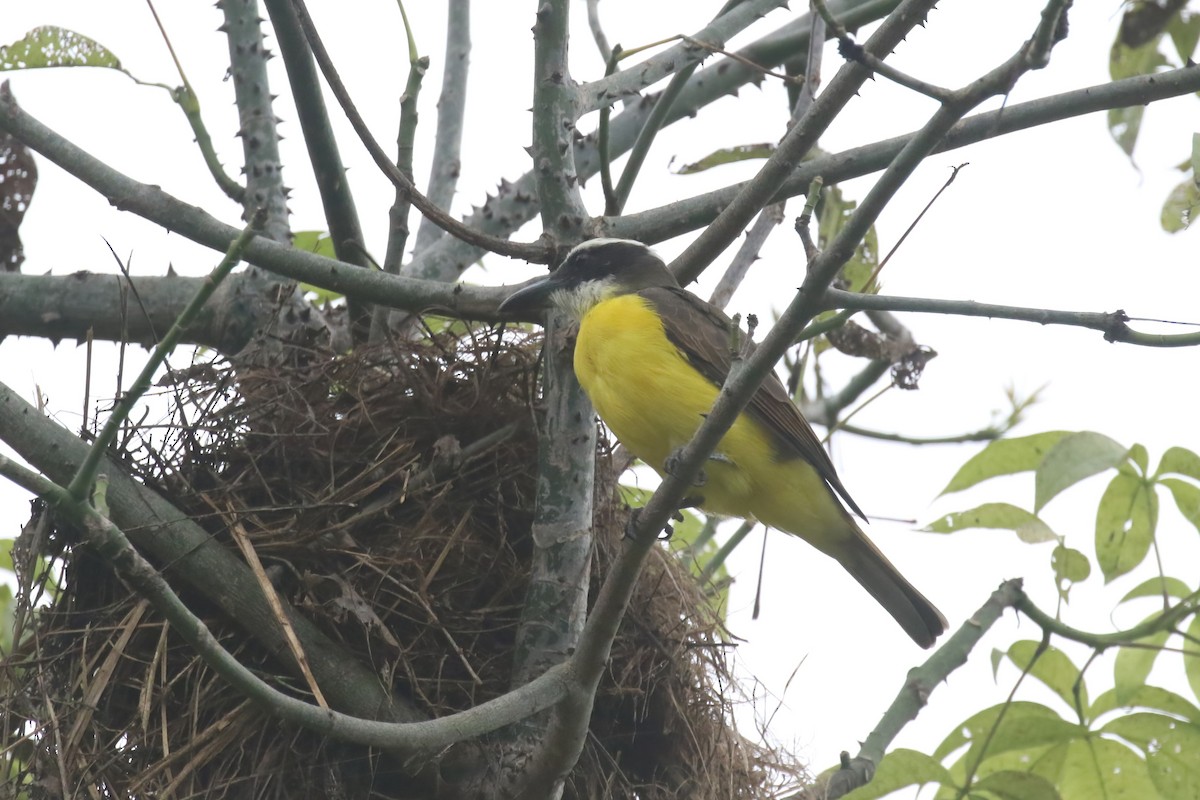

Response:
(1, 325), (790, 798)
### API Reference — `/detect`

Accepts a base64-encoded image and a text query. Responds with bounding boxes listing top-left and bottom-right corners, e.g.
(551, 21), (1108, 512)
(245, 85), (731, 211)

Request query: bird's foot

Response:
(662, 448), (711, 487)
(624, 499), (704, 541)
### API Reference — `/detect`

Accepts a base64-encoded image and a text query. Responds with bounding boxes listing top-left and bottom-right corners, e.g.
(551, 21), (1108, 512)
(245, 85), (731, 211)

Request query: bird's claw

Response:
(663, 448), (708, 487)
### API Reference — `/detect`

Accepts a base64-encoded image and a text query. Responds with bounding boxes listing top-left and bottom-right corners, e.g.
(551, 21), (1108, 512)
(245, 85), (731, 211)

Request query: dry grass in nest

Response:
(1, 324), (791, 799)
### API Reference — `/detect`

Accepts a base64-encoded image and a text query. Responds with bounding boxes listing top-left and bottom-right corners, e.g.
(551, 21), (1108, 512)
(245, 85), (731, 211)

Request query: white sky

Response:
(2, 0), (1198, 791)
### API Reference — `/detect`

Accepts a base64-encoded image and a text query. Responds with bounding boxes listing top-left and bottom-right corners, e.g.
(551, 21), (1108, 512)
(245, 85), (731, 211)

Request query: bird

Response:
(499, 238), (946, 648)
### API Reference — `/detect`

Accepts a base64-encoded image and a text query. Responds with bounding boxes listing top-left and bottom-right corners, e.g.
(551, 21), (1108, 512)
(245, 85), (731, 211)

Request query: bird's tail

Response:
(836, 532), (947, 649)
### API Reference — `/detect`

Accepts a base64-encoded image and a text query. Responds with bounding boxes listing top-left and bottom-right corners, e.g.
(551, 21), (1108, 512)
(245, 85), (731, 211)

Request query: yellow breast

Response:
(572, 293), (850, 546)
(571, 294), (760, 518)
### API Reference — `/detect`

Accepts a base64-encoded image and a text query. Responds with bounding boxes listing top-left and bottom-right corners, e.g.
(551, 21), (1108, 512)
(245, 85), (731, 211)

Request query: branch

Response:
(287, 0), (549, 263)
(412, 0), (471, 256)
(578, 0), (847, 113)
(584, 0), (611, 64)
(669, 0), (940, 285)
(401, 0), (895, 285)
(707, 202), (785, 309)
(507, 2), (598, 796)
(1015, 589), (1200, 649)
(804, 579), (1024, 800)
(0, 84), (511, 318)
(0, 272), (260, 353)
(606, 64), (1200, 246)
(262, 0), (372, 337)
(824, 289), (1200, 347)
(217, 0), (290, 243)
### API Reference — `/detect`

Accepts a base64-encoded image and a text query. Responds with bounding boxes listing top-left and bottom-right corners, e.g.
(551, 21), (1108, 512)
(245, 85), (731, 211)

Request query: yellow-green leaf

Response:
(672, 142), (775, 175)
(1185, 614), (1200, 707)
(972, 770), (1060, 800)
(1162, 478), (1200, 535)
(1102, 713), (1200, 799)
(1114, 617), (1172, 704)
(940, 431), (1072, 495)
(1091, 685), (1200, 723)
(1095, 473), (1158, 582)
(1120, 576), (1194, 604)
(1158, 446), (1200, 482)
(1160, 177), (1198, 233)
(839, 749), (951, 800)
(1057, 736), (1157, 800)
(1035, 432), (1128, 512)
(1008, 640), (1087, 712)
(0, 26), (124, 71)
(933, 702), (1075, 762)
(1051, 545), (1090, 586)
(924, 503), (1055, 543)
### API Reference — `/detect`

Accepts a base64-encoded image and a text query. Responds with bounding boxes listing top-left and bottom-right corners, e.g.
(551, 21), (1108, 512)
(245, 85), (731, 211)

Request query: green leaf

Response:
(1057, 737), (1158, 800)
(839, 749), (951, 800)
(1095, 473), (1158, 582)
(1160, 177), (1198, 233)
(1108, 36), (1169, 159)
(973, 770), (1060, 800)
(1128, 444), (1149, 475)
(1114, 617), (1172, 704)
(1007, 640), (1087, 712)
(1185, 614), (1200, 707)
(1035, 432), (1128, 512)
(1120, 576), (1194, 605)
(1158, 447), (1200, 482)
(293, 230), (338, 259)
(817, 184), (878, 293)
(1162, 478), (1200, 535)
(923, 503), (1055, 543)
(1108, 106), (1146, 160)
(1051, 545), (1090, 585)
(672, 142), (776, 174)
(1103, 713), (1200, 799)
(1167, 12), (1200, 63)
(940, 431), (1072, 495)
(1091, 685), (1200, 722)
(0, 26), (124, 71)
(0, 538), (13, 574)
(933, 702), (1077, 762)
(0, 584), (13, 656)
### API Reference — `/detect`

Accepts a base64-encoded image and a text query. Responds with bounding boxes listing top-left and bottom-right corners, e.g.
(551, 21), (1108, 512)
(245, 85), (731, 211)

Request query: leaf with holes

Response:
(1095, 473), (1158, 582)
(924, 503), (1055, 543)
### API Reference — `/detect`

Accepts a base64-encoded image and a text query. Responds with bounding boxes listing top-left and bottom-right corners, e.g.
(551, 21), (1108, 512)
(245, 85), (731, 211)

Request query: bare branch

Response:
(218, 0), (290, 243)
(606, 64), (1200, 246)
(287, 0), (549, 262)
(669, 0), (939, 285)
(0, 84), (512, 319)
(412, 0), (471, 256)
(825, 289), (1200, 348)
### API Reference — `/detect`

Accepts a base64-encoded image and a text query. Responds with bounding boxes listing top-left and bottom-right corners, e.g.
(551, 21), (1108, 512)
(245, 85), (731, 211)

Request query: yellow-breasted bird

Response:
(499, 238), (946, 648)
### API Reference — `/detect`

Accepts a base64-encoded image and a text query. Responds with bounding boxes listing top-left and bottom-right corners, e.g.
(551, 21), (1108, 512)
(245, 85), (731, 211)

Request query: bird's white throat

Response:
(550, 277), (618, 322)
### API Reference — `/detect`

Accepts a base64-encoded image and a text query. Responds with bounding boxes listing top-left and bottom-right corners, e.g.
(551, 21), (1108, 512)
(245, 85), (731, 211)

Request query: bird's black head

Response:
(499, 238), (679, 319)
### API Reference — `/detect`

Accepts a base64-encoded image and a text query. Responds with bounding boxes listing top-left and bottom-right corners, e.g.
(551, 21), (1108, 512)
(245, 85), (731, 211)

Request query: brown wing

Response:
(640, 286), (866, 521)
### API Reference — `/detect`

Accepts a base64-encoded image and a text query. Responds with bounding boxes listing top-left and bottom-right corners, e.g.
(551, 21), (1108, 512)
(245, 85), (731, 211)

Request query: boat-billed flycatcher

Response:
(499, 238), (946, 648)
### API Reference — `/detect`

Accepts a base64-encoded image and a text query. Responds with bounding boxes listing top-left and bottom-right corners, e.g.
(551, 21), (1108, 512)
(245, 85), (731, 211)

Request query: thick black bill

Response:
(497, 274), (565, 317)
